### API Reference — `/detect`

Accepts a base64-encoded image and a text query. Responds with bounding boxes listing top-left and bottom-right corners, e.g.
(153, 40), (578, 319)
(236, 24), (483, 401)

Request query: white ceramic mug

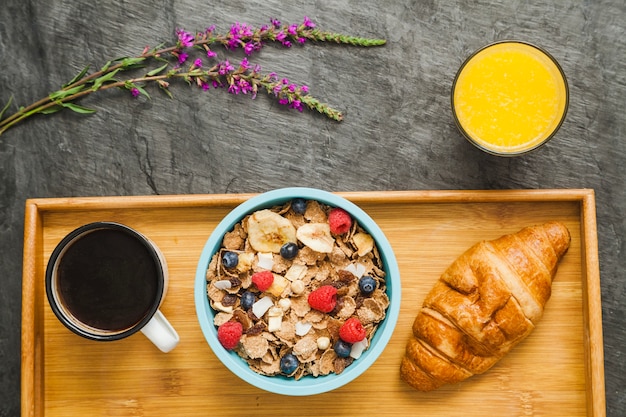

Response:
(45, 222), (179, 353)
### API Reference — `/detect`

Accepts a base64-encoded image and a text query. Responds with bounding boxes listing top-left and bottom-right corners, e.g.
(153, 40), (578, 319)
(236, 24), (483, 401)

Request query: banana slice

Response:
(247, 209), (297, 253)
(235, 251), (255, 273)
(296, 223), (335, 253)
(353, 232), (374, 256)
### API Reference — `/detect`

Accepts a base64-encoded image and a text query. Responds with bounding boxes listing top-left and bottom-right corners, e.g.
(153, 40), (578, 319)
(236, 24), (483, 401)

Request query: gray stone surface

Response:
(0, 0), (624, 415)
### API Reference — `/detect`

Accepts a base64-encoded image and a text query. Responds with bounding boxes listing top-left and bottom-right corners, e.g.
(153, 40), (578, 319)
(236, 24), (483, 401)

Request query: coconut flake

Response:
(285, 264), (307, 281)
(257, 252), (274, 270)
(252, 296), (274, 319)
(213, 280), (232, 290)
(354, 263), (367, 278)
(349, 338), (368, 359)
(295, 321), (313, 336)
(343, 263), (358, 276)
(344, 262), (367, 279)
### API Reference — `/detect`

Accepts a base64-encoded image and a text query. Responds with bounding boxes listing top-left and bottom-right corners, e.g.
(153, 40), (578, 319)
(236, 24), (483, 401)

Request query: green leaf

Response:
(120, 57), (146, 68)
(49, 85), (86, 101)
(91, 68), (121, 91)
(39, 105), (63, 115)
(146, 63), (169, 77)
(60, 102), (96, 114)
(63, 65), (91, 88)
(149, 43), (166, 53)
(100, 61), (112, 72)
(159, 85), (174, 99)
(0, 95), (14, 120)
(134, 86), (151, 99)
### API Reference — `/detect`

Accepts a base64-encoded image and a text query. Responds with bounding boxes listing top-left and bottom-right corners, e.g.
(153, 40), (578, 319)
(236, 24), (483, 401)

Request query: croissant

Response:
(400, 221), (571, 391)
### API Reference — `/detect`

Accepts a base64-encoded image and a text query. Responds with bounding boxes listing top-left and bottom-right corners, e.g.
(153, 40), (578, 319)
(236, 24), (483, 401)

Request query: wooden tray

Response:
(21, 189), (605, 417)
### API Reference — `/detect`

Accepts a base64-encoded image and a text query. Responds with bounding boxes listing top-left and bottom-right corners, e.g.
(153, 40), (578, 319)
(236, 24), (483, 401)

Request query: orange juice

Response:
(452, 41), (568, 156)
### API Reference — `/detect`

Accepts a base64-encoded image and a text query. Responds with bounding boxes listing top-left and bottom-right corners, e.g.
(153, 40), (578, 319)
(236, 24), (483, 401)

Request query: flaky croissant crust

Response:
(400, 221), (571, 391)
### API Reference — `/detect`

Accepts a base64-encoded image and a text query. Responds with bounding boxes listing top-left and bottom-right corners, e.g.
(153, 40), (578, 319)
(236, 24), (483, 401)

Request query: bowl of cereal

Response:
(194, 187), (400, 395)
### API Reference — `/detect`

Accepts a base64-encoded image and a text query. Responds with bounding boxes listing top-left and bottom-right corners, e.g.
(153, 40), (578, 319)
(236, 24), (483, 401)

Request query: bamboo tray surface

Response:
(21, 189), (605, 417)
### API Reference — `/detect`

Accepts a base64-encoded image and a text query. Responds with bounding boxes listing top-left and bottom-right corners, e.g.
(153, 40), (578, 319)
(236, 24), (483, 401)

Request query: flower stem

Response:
(0, 18), (385, 136)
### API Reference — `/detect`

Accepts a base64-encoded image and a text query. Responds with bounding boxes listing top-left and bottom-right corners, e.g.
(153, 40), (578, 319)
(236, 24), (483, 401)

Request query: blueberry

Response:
(240, 291), (256, 310)
(291, 198), (307, 214)
(333, 340), (352, 358)
(280, 242), (299, 260)
(222, 251), (239, 269)
(358, 275), (377, 295)
(280, 353), (299, 375)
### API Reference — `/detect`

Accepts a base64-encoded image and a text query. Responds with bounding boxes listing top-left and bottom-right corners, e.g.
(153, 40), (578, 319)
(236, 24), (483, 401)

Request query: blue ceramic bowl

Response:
(194, 187), (401, 396)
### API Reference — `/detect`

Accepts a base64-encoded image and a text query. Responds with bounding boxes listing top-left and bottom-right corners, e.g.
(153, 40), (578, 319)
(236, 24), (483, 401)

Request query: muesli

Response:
(205, 198), (389, 379)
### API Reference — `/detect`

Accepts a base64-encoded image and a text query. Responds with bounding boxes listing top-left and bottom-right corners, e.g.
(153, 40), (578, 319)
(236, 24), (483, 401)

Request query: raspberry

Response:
(217, 321), (243, 350)
(339, 317), (366, 343)
(307, 285), (337, 313)
(328, 207), (352, 235)
(252, 270), (274, 292)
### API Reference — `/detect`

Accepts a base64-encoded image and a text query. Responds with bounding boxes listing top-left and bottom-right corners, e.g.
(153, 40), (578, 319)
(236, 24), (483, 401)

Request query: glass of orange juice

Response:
(451, 41), (569, 156)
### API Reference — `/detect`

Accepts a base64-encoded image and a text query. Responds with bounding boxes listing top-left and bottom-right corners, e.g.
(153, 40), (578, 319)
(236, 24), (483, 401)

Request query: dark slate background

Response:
(1, 0), (624, 415)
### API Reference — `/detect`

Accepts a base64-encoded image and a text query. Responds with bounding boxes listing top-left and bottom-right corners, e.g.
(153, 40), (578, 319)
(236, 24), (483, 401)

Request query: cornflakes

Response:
(206, 199), (388, 379)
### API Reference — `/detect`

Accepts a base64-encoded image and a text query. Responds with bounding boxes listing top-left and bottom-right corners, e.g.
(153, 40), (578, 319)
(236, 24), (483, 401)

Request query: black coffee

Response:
(57, 228), (160, 332)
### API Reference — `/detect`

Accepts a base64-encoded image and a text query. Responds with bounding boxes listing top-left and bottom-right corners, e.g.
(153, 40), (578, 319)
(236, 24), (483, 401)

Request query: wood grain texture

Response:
(2, 1), (625, 415)
(21, 190), (603, 417)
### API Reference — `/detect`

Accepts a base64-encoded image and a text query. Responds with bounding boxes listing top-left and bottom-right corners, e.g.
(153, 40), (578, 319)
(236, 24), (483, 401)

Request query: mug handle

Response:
(140, 310), (180, 353)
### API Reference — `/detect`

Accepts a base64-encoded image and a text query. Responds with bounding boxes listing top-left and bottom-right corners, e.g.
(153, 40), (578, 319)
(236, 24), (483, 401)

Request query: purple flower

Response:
(297, 37), (306, 44)
(201, 81), (210, 91)
(176, 28), (194, 48)
(227, 38), (239, 50)
(228, 83), (240, 94)
(276, 31), (287, 42)
(229, 22), (240, 36)
(240, 57), (250, 69)
(288, 25), (298, 36)
(131, 87), (140, 97)
(301, 85), (309, 93)
(303, 16), (316, 28)
(239, 79), (252, 94)
(193, 58), (203, 68)
(230, 22), (253, 37)
(218, 60), (234, 75)
(291, 100), (303, 112)
(227, 78), (253, 95)
(206, 49), (217, 58)
(278, 97), (289, 105)
(244, 42), (255, 55)
(271, 18), (281, 28)
(178, 52), (189, 64)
